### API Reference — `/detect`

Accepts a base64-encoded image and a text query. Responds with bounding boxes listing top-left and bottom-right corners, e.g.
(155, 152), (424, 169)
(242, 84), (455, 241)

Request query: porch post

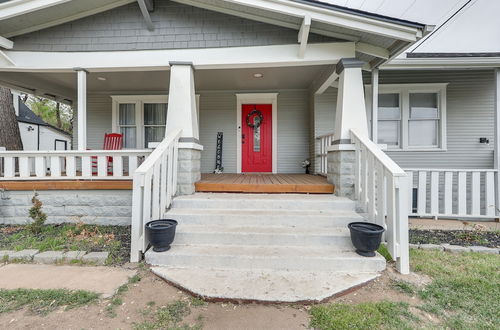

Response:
(167, 62), (202, 195)
(327, 58), (368, 198)
(76, 68), (88, 150)
(494, 69), (500, 218)
(371, 68), (379, 142)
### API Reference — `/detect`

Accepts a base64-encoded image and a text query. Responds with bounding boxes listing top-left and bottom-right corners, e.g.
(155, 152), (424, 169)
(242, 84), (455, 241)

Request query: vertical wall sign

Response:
(214, 132), (224, 173)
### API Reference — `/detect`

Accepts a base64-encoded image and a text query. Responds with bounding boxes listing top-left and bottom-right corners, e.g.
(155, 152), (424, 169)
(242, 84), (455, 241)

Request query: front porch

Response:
(195, 173), (334, 194)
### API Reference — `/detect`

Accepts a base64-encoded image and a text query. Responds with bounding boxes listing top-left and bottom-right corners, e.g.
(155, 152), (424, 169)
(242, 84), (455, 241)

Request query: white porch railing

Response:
(404, 168), (498, 219)
(0, 150), (151, 180)
(316, 132), (334, 176)
(130, 129), (182, 262)
(351, 129), (410, 274)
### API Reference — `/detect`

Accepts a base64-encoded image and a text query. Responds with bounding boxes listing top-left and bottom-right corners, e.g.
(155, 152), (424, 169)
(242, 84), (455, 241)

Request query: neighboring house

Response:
(13, 94), (72, 151)
(0, 0), (497, 301)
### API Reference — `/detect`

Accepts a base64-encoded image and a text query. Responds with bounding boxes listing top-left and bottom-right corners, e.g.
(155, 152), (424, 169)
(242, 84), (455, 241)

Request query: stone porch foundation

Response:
(327, 149), (355, 199)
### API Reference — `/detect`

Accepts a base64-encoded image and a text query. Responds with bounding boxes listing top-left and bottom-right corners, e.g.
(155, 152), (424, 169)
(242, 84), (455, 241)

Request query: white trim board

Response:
(236, 93), (278, 174)
(0, 42), (354, 72)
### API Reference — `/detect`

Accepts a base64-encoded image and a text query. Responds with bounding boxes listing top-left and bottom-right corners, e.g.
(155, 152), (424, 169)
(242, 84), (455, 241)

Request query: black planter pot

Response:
(348, 222), (385, 257)
(145, 219), (178, 252)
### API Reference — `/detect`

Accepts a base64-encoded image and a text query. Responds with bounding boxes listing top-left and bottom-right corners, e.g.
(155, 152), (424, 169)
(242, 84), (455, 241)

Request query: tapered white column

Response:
(328, 58), (368, 198)
(166, 62), (199, 142)
(167, 62), (202, 196)
(76, 68), (88, 150)
(333, 58), (369, 143)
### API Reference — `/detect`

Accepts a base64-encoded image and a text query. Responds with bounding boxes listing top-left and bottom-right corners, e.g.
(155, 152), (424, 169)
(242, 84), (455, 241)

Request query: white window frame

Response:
(111, 95), (200, 149)
(366, 83), (448, 151)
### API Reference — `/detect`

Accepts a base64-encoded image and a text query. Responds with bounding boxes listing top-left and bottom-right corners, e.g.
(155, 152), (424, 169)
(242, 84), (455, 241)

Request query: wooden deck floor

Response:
(195, 173), (334, 194)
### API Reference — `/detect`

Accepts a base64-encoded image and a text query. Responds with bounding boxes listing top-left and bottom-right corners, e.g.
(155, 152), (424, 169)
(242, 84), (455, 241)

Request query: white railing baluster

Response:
(471, 171), (480, 216)
(486, 171), (495, 216)
(0, 150), (150, 181)
(50, 156), (61, 178)
(129, 129), (182, 262)
(35, 156), (46, 178)
(315, 132), (334, 176)
(403, 168), (497, 219)
(113, 156), (123, 177)
(444, 171), (453, 215)
(407, 171), (413, 214)
(458, 171), (467, 215)
(19, 157), (29, 178)
(351, 129), (409, 274)
(417, 171), (427, 215)
(430, 171), (439, 217)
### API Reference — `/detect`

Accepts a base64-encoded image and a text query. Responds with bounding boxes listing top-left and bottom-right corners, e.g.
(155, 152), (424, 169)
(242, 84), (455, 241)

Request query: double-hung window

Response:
(366, 83), (447, 151)
(112, 95), (168, 149)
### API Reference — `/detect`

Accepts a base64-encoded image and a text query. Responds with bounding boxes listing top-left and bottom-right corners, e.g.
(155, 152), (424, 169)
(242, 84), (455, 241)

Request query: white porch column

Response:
(167, 62), (199, 142)
(328, 58), (368, 198)
(371, 68), (379, 142)
(494, 69), (500, 218)
(167, 62), (202, 195)
(76, 68), (88, 150)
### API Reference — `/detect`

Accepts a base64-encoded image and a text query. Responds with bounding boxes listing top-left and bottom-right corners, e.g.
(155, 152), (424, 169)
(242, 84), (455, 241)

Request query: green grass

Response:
(0, 224), (129, 265)
(105, 274), (142, 318)
(134, 300), (203, 330)
(310, 250), (500, 329)
(0, 288), (98, 315)
(411, 249), (500, 329)
(377, 244), (393, 261)
(309, 301), (418, 330)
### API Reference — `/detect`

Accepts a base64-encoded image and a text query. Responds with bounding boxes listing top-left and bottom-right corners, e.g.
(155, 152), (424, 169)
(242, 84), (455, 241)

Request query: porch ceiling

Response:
(0, 65), (330, 102)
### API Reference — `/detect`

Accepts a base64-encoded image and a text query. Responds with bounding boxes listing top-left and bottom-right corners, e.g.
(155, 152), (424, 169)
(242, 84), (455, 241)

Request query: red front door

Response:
(242, 104), (272, 173)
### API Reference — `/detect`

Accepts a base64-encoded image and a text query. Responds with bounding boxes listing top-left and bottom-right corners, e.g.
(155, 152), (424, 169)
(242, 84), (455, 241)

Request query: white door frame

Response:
(236, 93), (278, 174)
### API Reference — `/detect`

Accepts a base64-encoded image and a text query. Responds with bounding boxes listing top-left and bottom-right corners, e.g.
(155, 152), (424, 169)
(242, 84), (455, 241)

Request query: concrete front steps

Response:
(145, 193), (386, 302)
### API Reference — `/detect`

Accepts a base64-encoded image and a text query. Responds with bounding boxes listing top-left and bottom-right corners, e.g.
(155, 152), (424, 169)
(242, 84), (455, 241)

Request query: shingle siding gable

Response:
(12, 1), (336, 52)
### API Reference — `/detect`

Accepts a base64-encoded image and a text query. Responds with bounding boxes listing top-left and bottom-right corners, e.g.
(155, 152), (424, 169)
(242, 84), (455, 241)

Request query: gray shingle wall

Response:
(12, 1), (335, 52)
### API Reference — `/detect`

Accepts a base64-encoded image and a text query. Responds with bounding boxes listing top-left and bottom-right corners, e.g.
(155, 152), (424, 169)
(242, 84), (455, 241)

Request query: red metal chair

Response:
(91, 133), (123, 175)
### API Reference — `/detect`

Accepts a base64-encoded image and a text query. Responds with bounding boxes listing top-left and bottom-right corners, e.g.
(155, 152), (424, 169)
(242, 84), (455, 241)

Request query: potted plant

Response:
(301, 159), (311, 174)
(347, 222), (385, 257)
(145, 219), (178, 252)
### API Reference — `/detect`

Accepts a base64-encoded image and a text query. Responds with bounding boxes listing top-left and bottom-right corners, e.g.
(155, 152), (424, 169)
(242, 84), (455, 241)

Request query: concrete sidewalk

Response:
(0, 264), (136, 297)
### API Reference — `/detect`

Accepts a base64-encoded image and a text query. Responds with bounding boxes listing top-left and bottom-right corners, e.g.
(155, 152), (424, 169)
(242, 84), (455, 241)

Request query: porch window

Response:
(111, 95), (169, 149)
(367, 83), (447, 151)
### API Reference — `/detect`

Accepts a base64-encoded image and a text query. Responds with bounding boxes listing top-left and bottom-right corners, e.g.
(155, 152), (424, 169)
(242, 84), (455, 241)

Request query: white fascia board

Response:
(182, 0), (422, 42)
(0, 0), (73, 20)
(0, 42), (355, 72)
(2, 0), (136, 38)
(382, 57), (500, 70)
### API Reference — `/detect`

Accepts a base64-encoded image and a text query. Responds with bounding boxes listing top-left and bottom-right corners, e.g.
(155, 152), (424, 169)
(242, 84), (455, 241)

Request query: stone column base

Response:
(327, 149), (355, 199)
(177, 148), (201, 196)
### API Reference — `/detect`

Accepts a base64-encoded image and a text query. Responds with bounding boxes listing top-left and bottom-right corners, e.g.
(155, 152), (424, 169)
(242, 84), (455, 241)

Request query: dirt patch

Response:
(0, 264), (438, 330)
(410, 229), (500, 247)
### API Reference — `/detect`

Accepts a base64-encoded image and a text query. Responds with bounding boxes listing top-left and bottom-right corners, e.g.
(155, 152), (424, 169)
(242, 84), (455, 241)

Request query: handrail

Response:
(316, 131), (335, 139)
(130, 129), (182, 262)
(351, 128), (410, 274)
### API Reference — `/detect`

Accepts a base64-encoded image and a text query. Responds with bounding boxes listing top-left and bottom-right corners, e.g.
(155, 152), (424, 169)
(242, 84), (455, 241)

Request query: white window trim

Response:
(111, 94), (200, 149)
(365, 83), (448, 151)
(236, 93), (278, 174)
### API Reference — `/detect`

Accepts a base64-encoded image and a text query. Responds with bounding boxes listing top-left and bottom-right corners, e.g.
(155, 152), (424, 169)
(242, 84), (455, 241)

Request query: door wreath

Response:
(246, 109), (263, 128)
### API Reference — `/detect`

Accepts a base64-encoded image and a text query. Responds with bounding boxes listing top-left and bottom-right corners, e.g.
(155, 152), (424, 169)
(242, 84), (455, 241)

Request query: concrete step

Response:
(151, 267), (380, 303)
(171, 193), (355, 211)
(174, 224), (353, 247)
(165, 208), (364, 227)
(145, 244), (386, 273)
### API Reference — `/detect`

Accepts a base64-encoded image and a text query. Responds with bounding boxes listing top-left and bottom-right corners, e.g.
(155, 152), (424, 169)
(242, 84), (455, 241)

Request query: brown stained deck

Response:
(195, 173), (334, 194)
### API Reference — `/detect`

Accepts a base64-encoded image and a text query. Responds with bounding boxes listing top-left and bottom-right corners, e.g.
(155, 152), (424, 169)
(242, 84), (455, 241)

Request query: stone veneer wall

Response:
(327, 150), (355, 199)
(177, 148), (202, 196)
(0, 190), (132, 225)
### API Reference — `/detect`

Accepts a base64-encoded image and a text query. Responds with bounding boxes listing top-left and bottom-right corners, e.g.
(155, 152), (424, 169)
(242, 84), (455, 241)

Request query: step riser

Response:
(166, 213), (359, 227)
(174, 232), (353, 248)
(146, 254), (386, 273)
(171, 200), (355, 211)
